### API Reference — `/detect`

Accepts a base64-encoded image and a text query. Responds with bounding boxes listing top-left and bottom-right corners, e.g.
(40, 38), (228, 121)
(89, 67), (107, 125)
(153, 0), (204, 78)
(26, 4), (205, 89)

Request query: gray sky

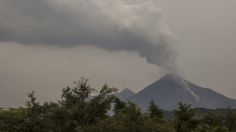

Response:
(0, 0), (236, 107)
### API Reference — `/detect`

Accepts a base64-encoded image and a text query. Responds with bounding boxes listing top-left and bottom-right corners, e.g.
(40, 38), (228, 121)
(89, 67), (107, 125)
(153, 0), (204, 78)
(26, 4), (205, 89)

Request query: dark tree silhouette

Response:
(148, 99), (163, 119)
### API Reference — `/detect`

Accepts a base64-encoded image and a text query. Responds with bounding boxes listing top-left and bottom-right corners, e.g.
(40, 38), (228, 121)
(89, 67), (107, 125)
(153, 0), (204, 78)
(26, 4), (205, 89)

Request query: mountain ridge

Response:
(124, 74), (236, 111)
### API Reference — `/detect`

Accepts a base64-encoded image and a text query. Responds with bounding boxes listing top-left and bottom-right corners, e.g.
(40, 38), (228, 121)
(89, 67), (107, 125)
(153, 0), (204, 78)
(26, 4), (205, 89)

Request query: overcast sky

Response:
(0, 0), (236, 107)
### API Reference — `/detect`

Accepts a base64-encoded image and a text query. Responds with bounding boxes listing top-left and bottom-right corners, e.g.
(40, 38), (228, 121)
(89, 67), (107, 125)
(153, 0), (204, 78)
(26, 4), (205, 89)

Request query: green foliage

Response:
(0, 108), (26, 131)
(224, 108), (236, 131)
(148, 99), (163, 119)
(0, 78), (236, 132)
(174, 102), (196, 132)
(197, 108), (236, 132)
(113, 97), (126, 114)
(114, 102), (144, 132)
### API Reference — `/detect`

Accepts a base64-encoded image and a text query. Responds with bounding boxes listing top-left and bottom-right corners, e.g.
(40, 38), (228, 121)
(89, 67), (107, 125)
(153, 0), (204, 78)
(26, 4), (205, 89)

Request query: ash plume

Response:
(0, 0), (177, 72)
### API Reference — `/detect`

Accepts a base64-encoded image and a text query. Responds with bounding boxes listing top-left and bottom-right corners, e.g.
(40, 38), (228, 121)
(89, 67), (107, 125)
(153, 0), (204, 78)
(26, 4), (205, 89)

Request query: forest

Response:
(0, 78), (236, 132)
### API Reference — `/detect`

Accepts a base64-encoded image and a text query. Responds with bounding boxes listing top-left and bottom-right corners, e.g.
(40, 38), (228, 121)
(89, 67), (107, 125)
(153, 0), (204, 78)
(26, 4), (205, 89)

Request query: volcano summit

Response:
(123, 74), (236, 110)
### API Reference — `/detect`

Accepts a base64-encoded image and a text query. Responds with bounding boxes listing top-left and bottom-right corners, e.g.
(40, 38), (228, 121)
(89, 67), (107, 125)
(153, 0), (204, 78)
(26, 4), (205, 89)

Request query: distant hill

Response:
(116, 88), (135, 101)
(128, 74), (236, 111)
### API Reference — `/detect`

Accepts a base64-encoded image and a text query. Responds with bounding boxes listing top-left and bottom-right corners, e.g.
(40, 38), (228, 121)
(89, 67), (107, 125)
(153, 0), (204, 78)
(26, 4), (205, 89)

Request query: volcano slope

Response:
(128, 74), (236, 111)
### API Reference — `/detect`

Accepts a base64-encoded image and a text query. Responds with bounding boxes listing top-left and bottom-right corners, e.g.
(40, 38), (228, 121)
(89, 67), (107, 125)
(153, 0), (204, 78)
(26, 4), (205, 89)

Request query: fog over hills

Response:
(118, 74), (236, 111)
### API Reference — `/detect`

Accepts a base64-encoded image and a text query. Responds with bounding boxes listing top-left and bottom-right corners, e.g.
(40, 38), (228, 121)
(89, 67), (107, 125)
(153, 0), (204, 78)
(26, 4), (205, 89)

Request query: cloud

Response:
(0, 0), (177, 71)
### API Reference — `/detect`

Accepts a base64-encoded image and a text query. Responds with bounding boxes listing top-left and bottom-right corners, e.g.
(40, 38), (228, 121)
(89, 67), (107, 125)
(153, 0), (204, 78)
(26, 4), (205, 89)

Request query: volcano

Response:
(127, 74), (236, 111)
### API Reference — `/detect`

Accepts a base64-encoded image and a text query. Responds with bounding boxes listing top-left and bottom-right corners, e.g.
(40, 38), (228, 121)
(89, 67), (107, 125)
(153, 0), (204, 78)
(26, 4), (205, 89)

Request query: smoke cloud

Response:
(0, 0), (177, 71)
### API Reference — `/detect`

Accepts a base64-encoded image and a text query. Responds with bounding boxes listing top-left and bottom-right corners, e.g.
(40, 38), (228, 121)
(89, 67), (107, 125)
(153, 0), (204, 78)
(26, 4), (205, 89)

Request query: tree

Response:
(57, 78), (117, 130)
(174, 102), (195, 132)
(148, 99), (163, 119)
(60, 78), (95, 107)
(4, 77), (236, 132)
(85, 84), (117, 124)
(113, 97), (126, 114)
(115, 102), (144, 132)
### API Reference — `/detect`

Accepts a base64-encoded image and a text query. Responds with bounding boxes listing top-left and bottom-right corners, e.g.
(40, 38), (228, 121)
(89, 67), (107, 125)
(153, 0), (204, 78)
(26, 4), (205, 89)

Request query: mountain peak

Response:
(158, 73), (187, 87)
(161, 73), (183, 81)
(128, 73), (236, 110)
(121, 88), (135, 94)
(116, 88), (135, 101)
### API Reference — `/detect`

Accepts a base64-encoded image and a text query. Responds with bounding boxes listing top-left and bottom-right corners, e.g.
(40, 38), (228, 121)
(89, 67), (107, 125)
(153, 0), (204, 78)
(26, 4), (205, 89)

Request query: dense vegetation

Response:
(1, 78), (236, 132)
